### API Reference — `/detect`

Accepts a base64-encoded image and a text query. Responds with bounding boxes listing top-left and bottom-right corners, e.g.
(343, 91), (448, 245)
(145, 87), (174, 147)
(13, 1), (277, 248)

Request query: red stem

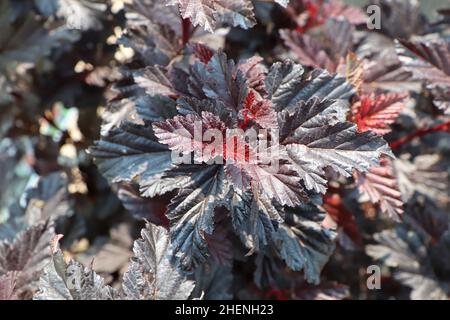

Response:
(389, 120), (450, 150)
(181, 17), (191, 46)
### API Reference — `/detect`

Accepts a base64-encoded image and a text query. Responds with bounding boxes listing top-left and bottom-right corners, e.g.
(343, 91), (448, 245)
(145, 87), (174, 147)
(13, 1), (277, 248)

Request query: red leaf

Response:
(280, 29), (336, 71)
(296, 0), (324, 33)
(237, 56), (267, 94)
(244, 89), (256, 109)
(321, 0), (367, 25)
(0, 272), (18, 300)
(190, 42), (214, 64)
(323, 192), (363, 246)
(397, 39), (450, 113)
(239, 90), (278, 129)
(352, 93), (408, 136)
(295, 0), (366, 33)
(355, 157), (404, 221)
(153, 111), (226, 162)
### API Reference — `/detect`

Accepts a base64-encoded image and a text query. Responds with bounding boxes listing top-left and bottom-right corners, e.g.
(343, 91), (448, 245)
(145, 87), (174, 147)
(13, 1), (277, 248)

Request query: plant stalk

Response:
(390, 120), (450, 149)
